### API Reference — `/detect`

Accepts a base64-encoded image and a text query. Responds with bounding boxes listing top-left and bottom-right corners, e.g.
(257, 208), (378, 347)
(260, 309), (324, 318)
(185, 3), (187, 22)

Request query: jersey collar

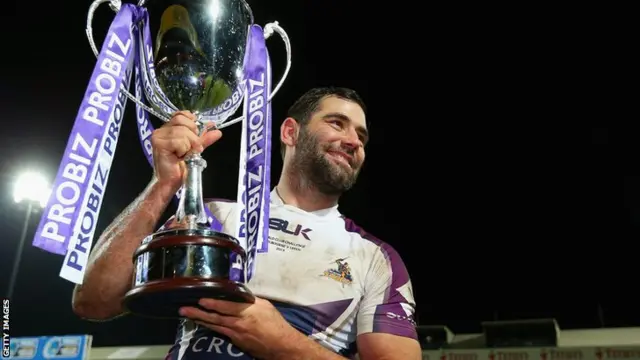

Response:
(270, 188), (341, 219)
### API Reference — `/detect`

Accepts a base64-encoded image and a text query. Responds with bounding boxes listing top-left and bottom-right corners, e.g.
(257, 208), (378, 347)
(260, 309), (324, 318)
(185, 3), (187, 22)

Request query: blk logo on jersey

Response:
(321, 258), (353, 286)
(269, 218), (312, 240)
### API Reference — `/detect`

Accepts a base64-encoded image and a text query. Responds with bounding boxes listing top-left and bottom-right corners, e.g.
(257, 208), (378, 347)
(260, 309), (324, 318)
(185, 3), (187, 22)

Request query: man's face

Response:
(291, 96), (368, 196)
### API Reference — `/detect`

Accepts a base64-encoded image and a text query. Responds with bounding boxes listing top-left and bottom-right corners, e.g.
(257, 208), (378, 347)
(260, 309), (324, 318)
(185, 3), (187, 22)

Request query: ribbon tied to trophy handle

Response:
(85, 0), (292, 131)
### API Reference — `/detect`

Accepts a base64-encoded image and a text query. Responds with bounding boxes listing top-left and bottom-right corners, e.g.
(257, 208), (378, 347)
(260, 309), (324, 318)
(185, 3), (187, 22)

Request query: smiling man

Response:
(72, 87), (421, 360)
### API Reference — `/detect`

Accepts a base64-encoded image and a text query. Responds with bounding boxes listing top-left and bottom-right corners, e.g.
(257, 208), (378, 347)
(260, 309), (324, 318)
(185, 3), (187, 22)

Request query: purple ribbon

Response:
(229, 25), (272, 282)
(32, 4), (145, 284)
(32, 3), (271, 286)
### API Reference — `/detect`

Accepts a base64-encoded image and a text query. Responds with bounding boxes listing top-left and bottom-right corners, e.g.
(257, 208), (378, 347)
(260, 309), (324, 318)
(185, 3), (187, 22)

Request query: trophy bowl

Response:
(136, 0), (253, 125)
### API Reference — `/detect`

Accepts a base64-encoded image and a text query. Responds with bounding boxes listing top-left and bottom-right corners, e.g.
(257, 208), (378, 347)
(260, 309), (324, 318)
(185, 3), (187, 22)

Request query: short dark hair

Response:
(280, 87), (366, 159)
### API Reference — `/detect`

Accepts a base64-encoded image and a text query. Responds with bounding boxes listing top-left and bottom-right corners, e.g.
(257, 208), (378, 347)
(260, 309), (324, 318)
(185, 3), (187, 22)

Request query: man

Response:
(72, 87), (421, 360)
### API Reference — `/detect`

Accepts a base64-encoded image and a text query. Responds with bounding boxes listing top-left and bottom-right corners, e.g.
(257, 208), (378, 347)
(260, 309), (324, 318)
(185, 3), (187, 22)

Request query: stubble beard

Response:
(290, 127), (361, 197)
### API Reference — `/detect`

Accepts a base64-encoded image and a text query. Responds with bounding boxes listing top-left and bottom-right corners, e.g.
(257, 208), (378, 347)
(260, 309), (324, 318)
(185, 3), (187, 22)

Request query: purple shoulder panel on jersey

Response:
(343, 217), (418, 340)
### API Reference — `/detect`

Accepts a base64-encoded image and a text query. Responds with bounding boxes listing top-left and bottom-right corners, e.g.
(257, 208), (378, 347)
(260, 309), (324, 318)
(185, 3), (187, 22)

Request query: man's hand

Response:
(179, 297), (301, 360)
(150, 110), (222, 192)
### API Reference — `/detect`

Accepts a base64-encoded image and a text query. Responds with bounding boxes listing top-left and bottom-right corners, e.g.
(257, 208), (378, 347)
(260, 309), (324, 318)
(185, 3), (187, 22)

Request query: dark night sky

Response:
(0, 0), (636, 348)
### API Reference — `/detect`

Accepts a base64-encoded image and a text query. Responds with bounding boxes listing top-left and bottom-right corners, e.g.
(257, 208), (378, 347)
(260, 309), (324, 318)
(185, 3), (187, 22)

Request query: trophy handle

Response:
(263, 22), (292, 103)
(216, 21), (292, 130)
(86, 0), (171, 122)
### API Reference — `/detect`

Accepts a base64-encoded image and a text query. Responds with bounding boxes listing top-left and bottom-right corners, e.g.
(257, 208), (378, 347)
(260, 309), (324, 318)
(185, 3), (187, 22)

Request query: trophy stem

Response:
(175, 124), (208, 229)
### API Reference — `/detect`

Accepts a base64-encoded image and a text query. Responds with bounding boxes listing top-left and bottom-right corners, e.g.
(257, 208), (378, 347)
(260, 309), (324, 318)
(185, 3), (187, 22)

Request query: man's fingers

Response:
(172, 110), (197, 122)
(179, 307), (240, 329)
(168, 111), (198, 134)
(201, 130), (223, 149)
(155, 127), (203, 157)
(198, 298), (250, 316)
(168, 138), (191, 158)
(174, 127), (203, 153)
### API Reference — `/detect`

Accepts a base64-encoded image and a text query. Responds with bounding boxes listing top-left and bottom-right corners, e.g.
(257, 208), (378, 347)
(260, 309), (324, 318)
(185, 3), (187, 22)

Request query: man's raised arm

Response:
(71, 177), (176, 320)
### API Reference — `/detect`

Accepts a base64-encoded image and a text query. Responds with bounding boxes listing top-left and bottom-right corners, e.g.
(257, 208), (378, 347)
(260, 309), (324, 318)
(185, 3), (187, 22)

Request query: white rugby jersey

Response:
(164, 189), (417, 359)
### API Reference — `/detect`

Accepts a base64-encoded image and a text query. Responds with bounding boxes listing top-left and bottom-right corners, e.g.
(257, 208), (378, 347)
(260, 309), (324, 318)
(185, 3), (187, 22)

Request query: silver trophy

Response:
(85, 0), (291, 318)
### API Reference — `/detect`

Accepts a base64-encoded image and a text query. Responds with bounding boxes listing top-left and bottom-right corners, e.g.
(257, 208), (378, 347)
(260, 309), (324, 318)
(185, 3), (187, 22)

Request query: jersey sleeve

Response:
(357, 242), (418, 340)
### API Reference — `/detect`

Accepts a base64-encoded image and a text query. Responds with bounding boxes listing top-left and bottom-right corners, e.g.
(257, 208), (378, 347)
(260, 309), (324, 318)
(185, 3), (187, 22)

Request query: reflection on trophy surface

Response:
(139, 0), (253, 123)
(154, 3), (237, 111)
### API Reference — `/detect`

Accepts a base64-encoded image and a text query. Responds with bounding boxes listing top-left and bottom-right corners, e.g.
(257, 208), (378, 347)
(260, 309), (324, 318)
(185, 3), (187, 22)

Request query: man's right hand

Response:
(150, 110), (223, 191)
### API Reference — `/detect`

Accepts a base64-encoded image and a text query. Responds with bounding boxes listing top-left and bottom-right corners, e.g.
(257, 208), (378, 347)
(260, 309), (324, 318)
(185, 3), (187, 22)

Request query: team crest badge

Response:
(321, 257), (353, 286)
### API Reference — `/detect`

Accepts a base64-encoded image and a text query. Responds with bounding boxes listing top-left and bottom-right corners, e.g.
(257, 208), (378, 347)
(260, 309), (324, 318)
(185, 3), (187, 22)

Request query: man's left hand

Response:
(179, 297), (302, 359)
